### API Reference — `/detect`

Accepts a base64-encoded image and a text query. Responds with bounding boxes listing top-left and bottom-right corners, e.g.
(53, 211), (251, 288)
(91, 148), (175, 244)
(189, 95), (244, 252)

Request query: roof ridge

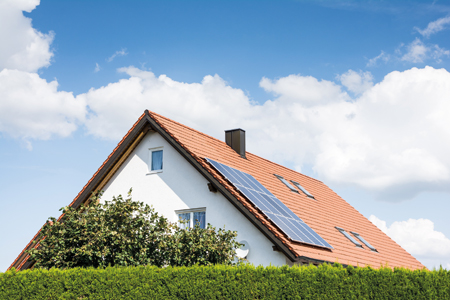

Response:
(147, 110), (323, 184)
(148, 110), (222, 142)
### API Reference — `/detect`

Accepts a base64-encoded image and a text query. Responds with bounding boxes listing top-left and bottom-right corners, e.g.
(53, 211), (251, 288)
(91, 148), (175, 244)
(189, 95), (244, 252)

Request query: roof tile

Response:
(149, 111), (424, 269)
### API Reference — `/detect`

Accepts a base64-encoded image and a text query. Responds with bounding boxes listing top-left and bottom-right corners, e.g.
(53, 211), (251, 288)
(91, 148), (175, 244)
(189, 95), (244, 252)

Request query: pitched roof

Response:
(10, 110), (425, 270)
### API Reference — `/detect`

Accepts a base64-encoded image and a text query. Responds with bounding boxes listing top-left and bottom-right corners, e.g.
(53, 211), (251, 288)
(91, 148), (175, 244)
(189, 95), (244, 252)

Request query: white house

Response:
(10, 110), (425, 270)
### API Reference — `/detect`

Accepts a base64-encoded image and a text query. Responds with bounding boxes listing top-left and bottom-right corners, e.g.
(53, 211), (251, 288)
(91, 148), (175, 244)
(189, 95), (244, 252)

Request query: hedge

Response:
(1, 263), (449, 299)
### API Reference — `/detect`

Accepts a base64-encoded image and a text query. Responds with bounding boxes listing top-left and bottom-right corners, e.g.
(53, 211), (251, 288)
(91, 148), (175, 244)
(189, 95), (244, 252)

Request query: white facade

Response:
(101, 131), (287, 267)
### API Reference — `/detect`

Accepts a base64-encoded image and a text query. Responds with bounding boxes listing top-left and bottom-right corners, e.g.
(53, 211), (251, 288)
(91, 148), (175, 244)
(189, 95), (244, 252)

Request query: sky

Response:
(1, 0), (450, 272)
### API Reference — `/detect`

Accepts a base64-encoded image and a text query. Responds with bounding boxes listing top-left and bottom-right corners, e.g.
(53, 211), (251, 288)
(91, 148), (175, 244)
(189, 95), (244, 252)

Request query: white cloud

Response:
(401, 38), (428, 63)
(401, 38), (450, 64)
(0, 0), (54, 72)
(0, 1), (86, 143)
(79, 66), (450, 199)
(415, 16), (450, 38)
(79, 66), (253, 140)
(106, 48), (128, 62)
(366, 51), (390, 67)
(259, 74), (349, 106)
(94, 63), (100, 73)
(337, 70), (373, 95)
(370, 215), (450, 269)
(0, 69), (86, 140)
(431, 45), (450, 63)
(2, 0), (450, 200)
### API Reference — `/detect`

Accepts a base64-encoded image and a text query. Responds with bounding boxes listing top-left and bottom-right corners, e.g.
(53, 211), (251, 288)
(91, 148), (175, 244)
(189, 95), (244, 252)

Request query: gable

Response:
(100, 130), (288, 266)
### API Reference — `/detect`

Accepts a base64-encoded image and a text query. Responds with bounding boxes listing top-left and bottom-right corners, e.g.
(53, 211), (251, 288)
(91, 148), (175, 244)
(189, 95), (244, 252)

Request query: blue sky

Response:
(1, 0), (450, 272)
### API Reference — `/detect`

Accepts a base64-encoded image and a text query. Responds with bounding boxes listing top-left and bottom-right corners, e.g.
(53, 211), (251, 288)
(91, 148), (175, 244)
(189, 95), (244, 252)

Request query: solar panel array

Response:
(206, 158), (333, 249)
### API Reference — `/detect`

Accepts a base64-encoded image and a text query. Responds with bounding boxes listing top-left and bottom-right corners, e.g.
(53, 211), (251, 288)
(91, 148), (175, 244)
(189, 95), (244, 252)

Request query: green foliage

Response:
(1, 264), (449, 299)
(26, 190), (241, 269)
(168, 223), (239, 267)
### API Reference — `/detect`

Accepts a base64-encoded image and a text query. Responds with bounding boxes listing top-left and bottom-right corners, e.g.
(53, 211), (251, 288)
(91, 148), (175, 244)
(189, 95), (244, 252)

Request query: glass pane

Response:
(339, 229), (362, 247)
(151, 150), (163, 171)
(193, 211), (206, 229)
(291, 181), (314, 198)
(275, 175), (297, 192)
(178, 213), (190, 229)
(353, 233), (377, 251)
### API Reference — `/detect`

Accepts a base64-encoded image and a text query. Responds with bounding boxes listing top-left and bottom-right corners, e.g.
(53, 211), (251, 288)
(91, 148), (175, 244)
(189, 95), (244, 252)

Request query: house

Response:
(10, 110), (425, 270)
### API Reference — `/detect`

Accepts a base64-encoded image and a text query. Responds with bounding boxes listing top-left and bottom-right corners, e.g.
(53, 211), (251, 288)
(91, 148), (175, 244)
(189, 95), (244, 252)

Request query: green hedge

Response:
(1, 264), (449, 299)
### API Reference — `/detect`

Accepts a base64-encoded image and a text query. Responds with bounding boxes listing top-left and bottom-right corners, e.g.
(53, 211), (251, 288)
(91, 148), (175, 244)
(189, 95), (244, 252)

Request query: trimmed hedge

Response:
(1, 263), (449, 299)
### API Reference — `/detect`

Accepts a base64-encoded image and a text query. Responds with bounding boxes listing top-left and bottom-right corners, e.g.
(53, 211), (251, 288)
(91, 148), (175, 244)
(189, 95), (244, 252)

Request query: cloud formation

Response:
(0, 69), (86, 141)
(337, 70), (373, 95)
(2, 1), (450, 200)
(77, 66), (450, 199)
(0, 0), (54, 72)
(106, 48), (128, 62)
(0, 0), (85, 143)
(415, 15), (450, 38)
(366, 51), (390, 67)
(370, 215), (450, 269)
(401, 38), (450, 64)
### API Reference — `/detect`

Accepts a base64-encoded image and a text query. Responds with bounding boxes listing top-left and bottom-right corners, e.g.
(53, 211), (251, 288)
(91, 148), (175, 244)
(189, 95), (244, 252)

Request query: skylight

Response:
(274, 174), (298, 193)
(351, 232), (377, 252)
(291, 180), (315, 199)
(335, 227), (363, 248)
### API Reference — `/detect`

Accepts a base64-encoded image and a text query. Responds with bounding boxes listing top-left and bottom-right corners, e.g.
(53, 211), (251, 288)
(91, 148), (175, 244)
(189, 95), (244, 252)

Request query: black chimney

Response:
(225, 128), (246, 158)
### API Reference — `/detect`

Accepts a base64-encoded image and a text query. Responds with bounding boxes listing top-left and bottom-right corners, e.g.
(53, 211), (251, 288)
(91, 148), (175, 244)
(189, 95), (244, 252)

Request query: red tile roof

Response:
(149, 110), (425, 269)
(10, 110), (425, 270)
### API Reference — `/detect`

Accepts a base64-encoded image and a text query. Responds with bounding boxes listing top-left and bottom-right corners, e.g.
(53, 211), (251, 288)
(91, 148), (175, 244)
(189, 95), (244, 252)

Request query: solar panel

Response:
(206, 158), (333, 249)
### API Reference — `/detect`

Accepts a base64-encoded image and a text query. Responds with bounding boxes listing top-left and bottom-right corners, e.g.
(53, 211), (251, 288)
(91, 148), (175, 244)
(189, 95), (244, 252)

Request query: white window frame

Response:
(175, 207), (206, 229)
(147, 147), (164, 174)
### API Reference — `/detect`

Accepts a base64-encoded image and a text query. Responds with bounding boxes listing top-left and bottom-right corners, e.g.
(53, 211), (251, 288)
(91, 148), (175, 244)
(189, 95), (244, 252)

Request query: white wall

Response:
(101, 131), (287, 267)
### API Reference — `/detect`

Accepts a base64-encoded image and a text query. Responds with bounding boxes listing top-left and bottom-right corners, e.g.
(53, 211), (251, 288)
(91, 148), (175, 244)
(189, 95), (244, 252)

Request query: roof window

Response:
(335, 227), (363, 248)
(351, 232), (377, 252)
(291, 180), (315, 199)
(274, 174), (298, 193)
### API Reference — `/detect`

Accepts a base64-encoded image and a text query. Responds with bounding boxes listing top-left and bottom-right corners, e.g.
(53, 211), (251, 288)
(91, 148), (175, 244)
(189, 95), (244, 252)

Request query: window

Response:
(148, 147), (163, 173)
(351, 232), (377, 252)
(176, 208), (206, 229)
(274, 174), (298, 193)
(290, 180), (315, 199)
(335, 227), (363, 248)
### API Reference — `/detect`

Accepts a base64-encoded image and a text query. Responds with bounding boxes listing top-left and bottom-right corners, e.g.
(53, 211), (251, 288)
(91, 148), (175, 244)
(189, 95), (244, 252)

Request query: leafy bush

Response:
(26, 190), (241, 269)
(1, 264), (449, 299)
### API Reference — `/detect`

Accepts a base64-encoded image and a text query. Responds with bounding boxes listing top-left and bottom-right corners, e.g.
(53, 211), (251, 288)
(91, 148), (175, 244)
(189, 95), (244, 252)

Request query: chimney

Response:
(225, 128), (246, 158)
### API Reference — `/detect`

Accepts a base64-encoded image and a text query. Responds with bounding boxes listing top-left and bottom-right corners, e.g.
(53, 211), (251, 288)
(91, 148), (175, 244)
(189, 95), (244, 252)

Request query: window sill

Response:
(146, 170), (163, 175)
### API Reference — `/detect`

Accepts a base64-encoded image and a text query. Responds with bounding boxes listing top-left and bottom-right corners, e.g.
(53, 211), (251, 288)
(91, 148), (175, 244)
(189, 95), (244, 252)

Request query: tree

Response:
(27, 190), (242, 269)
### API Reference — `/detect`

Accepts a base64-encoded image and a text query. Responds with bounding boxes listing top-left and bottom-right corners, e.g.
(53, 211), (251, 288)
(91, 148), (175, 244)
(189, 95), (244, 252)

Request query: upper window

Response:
(290, 180), (315, 199)
(335, 227), (363, 248)
(351, 232), (377, 252)
(274, 174), (298, 193)
(149, 147), (163, 173)
(176, 208), (206, 229)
